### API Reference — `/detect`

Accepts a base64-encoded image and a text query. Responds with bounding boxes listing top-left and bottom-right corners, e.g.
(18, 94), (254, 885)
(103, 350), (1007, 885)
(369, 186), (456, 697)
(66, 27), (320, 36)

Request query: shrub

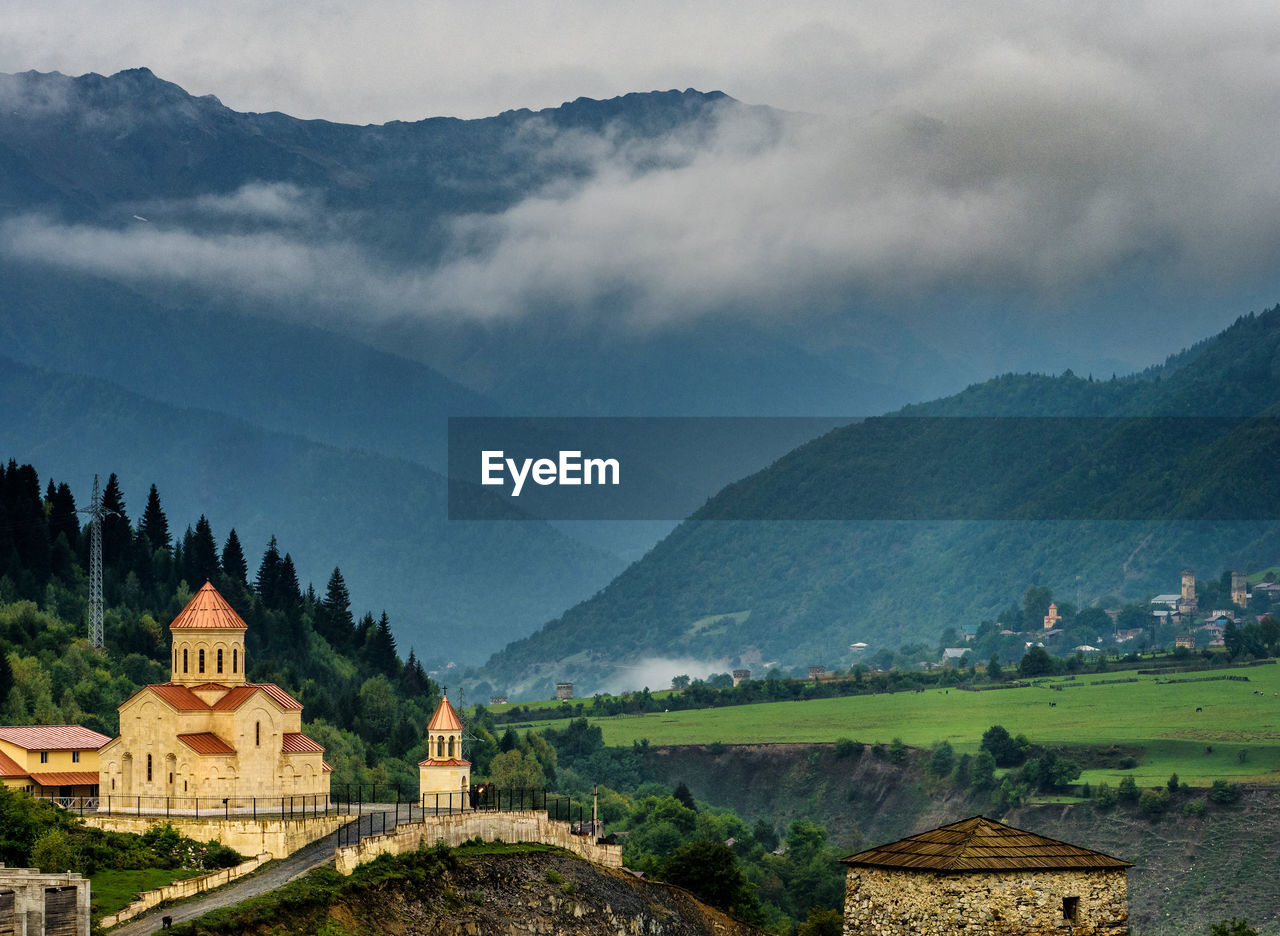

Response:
(1183, 800), (1206, 816)
(1093, 782), (1117, 810)
(928, 741), (954, 777)
(869, 743), (886, 761)
(1167, 773), (1180, 794)
(888, 738), (908, 764)
(834, 738), (861, 759)
(1117, 775), (1139, 802)
(1138, 788), (1169, 815)
(1209, 780), (1241, 804)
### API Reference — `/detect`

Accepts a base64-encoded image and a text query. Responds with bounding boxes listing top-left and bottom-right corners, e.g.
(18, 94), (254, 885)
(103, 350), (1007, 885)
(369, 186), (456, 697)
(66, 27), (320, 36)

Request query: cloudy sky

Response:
(5, 1), (1280, 374)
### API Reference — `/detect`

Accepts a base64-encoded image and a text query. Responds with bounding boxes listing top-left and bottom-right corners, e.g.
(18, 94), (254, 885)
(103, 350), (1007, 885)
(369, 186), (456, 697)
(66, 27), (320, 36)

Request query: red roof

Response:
(0, 749), (26, 778)
(281, 732), (324, 754)
(427, 696), (463, 732)
(252, 684), (303, 710)
(178, 733), (237, 755)
(145, 685), (212, 711)
(323, 761), (333, 772)
(0, 725), (111, 751)
(210, 686), (260, 710)
(170, 581), (248, 630)
(29, 771), (99, 787)
(418, 757), (471, 767)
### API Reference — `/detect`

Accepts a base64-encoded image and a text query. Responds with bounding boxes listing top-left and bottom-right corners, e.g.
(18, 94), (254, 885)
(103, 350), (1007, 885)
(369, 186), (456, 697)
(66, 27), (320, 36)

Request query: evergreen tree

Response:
(278, 554), (302, 611)
(138, 484), (170, 553)
(47, 482), (79, 547)
(99, 473), (133, 571)
(400, 649), (426, 697)
(316, 568), (354, 650)
(367, 611), (399, 677)
(190, 516), (220, 584)
(0, 643), (12, 706)
(255, 536), (283, 606)
(221, 529), (248, 587)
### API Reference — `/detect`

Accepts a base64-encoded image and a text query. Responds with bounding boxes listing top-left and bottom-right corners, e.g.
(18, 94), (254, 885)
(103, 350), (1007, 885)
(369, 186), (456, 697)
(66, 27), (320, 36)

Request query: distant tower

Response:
(1043, 603), (1061, 630)
(1178, 569), (1199, 618)
(732, 668), (751, 687)
(1231, 571), (1248, 608)
(555, 682), (574, 701)
(418, 695), (471, 806)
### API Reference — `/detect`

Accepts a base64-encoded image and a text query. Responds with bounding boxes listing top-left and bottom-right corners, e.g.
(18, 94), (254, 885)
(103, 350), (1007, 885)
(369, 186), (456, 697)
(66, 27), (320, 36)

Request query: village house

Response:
(841, 815), (1130, 936)
(0, 725), (110, 800)
(96, 581), (329, 806)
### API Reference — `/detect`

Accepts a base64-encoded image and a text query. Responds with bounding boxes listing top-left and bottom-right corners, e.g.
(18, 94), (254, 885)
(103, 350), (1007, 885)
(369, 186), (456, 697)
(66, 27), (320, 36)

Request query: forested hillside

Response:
(0, 459), (444, 792)
(478, 307), (1280, 697)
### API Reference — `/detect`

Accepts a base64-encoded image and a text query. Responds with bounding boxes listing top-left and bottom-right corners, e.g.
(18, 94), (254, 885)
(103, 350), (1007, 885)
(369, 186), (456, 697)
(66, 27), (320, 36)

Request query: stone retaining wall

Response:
(82, 813), (348, 859)
(843, 866), (1129, 936)
(333, 811), (623, 874)
(99, 853), (272, 929)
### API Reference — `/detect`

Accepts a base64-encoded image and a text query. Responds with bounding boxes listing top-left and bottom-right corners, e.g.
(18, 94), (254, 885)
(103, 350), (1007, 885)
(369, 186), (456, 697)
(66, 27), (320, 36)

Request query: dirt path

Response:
(108, 807), (419, 936)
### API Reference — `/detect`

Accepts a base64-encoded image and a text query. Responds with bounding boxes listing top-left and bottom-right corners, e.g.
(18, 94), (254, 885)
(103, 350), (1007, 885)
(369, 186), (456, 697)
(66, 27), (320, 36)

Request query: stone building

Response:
(0, 867), (90, 936)
(732, 669), (751, 686)
(1231, 571), (1248, 608)
(0, 725), (110, 799)
(97, 581), (329, 805)
(841, 816), (1130, 936)
(418, 695), (470, 805)
(556, 682), (575, 700)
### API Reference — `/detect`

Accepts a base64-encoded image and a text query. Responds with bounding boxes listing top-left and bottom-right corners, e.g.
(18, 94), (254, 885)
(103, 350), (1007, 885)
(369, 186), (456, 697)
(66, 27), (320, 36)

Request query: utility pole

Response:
(80, 475), (117, 649)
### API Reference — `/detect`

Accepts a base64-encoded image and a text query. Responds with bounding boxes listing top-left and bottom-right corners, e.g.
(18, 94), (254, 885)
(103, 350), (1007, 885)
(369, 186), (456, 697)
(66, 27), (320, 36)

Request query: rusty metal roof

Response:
(170, 581), (248, 630)
(427, 695), (463, 731)
(0, 749), (27, 778)
(29, 771), (100, 787)
(841, 816), (1131, 872)
(177, 732), (237, 755)
(281, 732), (324, 754)
(0, 725), (112, 750)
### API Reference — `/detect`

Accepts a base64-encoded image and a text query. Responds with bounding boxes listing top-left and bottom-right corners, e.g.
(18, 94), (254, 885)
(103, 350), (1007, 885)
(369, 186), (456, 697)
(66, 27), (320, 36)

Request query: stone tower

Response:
(1231, 571), (1248, 608)
(1178, 569), (1198, 617)
(169, 580), (247, 686)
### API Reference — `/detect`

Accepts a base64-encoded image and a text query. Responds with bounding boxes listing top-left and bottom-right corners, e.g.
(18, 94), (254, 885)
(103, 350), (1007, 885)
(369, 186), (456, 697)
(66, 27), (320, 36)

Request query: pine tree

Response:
(400, 650), (426, 696)
(367, 611), (399, 677)
(100, 473), (133, 571)
(221, 529), (248, 587)
(138, 484), (170, 553)
(190, 516), (220, 584)
(255, 536), (283, 606)
(317, 568), (354, 650)
(0, 642), (13, 705)
(47, 481), (79, 547)
(279, 554), (302, 610)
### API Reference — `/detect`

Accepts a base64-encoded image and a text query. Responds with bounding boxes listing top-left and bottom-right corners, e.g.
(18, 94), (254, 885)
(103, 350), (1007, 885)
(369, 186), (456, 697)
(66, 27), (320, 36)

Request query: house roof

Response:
(0, 748), (27, 778)
(144, 685), (214, 711)
(137, 682), (303, 713)
(28, 771), (100, 787)
(178, 732), (237, 756)
(281, 732), (324, 754)
(841, 816), (1131, 872)
(170, 581), (248, 630)
(0, 725), (112, 751)
(427, 696), (463, 732)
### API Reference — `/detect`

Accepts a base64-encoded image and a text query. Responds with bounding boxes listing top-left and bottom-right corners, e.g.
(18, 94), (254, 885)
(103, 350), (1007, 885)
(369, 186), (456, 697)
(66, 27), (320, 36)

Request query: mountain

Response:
(475, 307), (1280, 697)
(0, 356), (621, 664)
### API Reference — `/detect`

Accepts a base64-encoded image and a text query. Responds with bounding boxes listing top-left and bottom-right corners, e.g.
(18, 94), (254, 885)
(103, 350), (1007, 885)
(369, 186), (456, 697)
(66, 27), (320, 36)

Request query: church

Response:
(98, 581), (329, 805)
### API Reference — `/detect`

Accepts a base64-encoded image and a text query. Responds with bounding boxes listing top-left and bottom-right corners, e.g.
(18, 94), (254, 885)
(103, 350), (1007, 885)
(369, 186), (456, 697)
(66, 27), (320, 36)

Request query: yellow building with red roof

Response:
(97, 581), (329, 806)
(418, 695), (470, 805)
(0, 725), (110, 799)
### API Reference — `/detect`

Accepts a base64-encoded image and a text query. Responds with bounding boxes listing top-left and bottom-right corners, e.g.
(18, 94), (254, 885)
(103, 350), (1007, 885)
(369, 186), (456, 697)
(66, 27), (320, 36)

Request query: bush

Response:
(1117, 775), (1139, 802)
(888, 738), (908, 764)
(1183, 800), (1206, 816)
(834, 738), (861, 759)
(1093, 782), (1117, 810)
(1138, 788), (1169, 815)
(1209, 779), (1241, 804)
(928, 741), (954, 777)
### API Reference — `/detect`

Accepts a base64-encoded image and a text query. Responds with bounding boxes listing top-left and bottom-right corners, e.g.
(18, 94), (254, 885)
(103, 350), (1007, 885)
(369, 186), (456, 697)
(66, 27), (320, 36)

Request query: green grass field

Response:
(515, 665), (1280, 788)
(89, 867), (206, 918)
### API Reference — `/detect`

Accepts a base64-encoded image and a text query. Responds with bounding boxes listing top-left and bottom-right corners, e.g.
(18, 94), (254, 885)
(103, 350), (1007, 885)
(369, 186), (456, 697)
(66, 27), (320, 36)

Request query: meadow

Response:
(515, 664), (1280, 788)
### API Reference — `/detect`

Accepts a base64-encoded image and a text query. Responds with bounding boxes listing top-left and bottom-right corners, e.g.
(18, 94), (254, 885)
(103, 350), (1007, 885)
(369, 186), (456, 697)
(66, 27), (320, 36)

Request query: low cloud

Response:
(594, 656), (731, 696)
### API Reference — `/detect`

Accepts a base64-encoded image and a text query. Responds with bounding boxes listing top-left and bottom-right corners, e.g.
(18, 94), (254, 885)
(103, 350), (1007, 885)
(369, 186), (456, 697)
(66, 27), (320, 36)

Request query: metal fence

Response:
(92, 793), (341, 819)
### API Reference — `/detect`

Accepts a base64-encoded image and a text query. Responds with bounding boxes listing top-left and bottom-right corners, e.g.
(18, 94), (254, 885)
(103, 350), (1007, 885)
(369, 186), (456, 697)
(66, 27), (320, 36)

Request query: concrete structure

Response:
(84, 811), (346, 860)
(333, 810), (622, 875)
(555, 682), (574, 700)
(97, 581), (328, 806)
(732, 669), (751, 686)
(841, 816), (1130, 936)
(98, 852), (272, 928)
(0, 726), (110, 799)
(0, 867), (90, 936)
(418, 695), (470, 805)
(1232, 571), (1249, 608)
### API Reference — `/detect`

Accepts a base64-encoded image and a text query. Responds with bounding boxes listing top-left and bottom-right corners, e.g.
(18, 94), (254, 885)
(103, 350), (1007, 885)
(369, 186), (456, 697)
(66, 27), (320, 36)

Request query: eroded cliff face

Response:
(176, 848), (766, 936)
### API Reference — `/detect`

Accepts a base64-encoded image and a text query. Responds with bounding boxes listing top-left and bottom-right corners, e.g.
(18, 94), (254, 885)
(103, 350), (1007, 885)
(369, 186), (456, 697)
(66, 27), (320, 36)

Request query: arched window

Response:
(448, 736), (454, 757)
(233, 648), (238, 673)
(146, 753), (152, 782)
(437, 736), (444, 758)
(183, 648), (188, 673)
(198, 649), (205, 673)
(256, 722), (260, 747)
(217, 648), (223, 674)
